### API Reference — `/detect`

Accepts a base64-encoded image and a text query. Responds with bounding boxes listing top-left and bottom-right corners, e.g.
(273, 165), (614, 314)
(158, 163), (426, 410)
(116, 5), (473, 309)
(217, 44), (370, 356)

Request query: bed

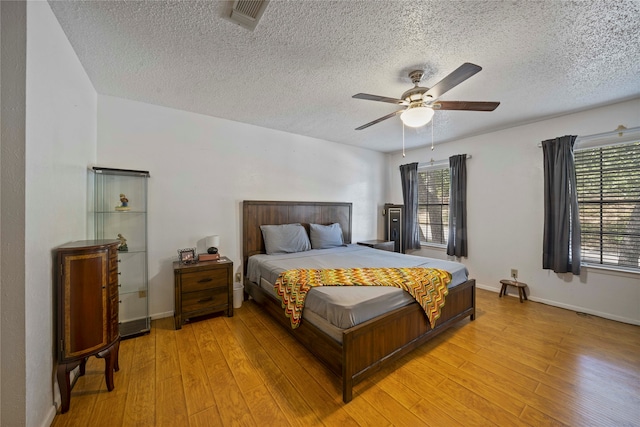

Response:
(242, 200), (476, 403)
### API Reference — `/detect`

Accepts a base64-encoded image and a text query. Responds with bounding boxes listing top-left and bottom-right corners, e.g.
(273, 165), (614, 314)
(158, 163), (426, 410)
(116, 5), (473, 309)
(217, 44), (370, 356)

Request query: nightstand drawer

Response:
(181, 269), (228, 293)
(182, 288), (228, 313)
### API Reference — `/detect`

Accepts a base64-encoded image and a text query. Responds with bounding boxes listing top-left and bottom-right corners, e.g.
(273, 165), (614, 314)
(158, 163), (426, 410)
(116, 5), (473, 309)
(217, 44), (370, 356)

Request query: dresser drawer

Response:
(182, 288), (228, 313)
(181, 269), (228, 293)
(109, 251), (119, 269)
(109, 283), (119, 298)
(110, 317), (119, 341)
(109, 270), (119, 290)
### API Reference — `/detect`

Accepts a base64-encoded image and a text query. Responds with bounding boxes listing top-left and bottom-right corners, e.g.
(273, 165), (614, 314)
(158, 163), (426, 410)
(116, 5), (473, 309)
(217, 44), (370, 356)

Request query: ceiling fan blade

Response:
(425, 63), (482, 99)
(355, 110), (404, 130)
(353, 93), (408, 105)
(432, 101), (500, 111)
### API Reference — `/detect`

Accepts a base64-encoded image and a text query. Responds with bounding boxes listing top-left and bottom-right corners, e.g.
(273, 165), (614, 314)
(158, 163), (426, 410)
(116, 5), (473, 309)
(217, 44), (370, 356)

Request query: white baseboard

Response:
(150, 311), (173, 320)
(476, 283), (640, 326)
(527, 295), (640, 326)
(476, 283), (501, 293)
(41, 405), (57, 427)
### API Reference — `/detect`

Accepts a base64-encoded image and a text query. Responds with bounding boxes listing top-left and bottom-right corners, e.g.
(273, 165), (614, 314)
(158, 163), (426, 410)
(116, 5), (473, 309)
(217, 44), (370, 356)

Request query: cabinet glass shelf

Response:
(92, 167), (150, 338)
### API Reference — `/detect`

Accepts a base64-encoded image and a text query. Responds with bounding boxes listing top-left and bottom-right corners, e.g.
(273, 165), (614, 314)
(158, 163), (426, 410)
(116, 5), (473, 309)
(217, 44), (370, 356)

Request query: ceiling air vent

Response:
(228, 0), (269, 31)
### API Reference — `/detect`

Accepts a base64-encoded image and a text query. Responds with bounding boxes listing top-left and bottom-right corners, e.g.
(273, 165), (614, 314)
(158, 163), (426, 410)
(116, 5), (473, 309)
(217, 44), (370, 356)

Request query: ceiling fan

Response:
(353, 63), (500, 130)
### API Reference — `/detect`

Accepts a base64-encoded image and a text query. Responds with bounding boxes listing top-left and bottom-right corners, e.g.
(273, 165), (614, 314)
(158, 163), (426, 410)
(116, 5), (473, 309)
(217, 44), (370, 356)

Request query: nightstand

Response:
(173, 257), (233, 329)
(357, 239), (395, 252)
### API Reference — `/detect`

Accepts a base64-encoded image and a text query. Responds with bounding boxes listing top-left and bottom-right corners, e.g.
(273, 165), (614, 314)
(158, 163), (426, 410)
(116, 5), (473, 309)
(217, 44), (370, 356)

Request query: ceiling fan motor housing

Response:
(402, 70), (434, 105)
(401, 87), (430, 103)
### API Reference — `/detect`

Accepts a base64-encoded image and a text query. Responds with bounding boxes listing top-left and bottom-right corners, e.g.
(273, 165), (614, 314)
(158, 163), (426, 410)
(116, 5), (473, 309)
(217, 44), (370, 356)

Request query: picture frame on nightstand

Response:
(178, 247), (196, 264)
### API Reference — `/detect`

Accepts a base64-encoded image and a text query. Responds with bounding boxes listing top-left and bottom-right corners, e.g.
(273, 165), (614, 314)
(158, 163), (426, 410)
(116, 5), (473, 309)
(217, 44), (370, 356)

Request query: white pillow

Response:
(309, 223), (344, 249)
(260, 223), (311, 255)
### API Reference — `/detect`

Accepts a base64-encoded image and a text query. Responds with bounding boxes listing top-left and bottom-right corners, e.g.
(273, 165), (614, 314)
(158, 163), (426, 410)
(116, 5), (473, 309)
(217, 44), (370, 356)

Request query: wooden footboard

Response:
(342, 278), (475, 402)
(245, 277), (476, 403)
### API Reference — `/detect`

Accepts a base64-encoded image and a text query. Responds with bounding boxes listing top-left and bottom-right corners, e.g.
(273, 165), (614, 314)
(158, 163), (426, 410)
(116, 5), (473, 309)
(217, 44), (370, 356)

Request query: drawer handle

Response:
(198, 278), (213, 283)
(197, 297), (213, 303)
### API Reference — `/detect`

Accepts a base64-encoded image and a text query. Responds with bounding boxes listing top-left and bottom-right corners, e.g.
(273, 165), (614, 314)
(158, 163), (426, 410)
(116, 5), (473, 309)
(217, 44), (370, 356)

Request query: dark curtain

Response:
(400, 162), (421, 251)
(542, 135), (581, 275)
(447, 155), (468, 257)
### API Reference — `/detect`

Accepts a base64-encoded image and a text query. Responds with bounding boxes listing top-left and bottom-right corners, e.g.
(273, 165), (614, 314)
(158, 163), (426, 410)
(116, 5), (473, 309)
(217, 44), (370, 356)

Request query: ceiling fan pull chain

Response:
(402, 122), (406, 157)
(431, 113), (435, 151)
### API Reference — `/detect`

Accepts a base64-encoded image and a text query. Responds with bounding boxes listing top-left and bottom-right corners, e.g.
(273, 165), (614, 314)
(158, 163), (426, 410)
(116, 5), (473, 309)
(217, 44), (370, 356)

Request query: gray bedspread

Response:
(247, 244), (469, 332)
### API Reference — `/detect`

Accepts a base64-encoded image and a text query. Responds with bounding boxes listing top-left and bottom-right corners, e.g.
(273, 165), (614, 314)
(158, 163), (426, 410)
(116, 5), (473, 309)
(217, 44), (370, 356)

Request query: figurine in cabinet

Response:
(115, 193), (130, 211)
(117, 233), (128, 251)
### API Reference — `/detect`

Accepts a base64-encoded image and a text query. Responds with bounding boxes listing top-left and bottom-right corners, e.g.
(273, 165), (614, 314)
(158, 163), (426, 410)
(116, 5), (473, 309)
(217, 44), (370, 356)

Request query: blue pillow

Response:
(260, 223), (311, 255)
(309, 223), (344, 249)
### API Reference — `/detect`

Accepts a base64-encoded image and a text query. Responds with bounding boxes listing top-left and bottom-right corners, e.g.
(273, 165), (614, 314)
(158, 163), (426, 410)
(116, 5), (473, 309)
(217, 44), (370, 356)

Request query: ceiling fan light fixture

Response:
(400, 105), (434, 128)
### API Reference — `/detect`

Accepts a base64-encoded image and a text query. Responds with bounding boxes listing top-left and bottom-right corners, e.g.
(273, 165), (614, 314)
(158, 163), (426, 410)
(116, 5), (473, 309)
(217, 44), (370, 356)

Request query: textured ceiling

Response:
(48, 0), (640, 153)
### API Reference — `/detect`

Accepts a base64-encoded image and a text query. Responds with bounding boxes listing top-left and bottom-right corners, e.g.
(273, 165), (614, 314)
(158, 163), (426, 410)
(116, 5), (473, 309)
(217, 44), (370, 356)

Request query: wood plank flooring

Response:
(51, 289), (640, 427)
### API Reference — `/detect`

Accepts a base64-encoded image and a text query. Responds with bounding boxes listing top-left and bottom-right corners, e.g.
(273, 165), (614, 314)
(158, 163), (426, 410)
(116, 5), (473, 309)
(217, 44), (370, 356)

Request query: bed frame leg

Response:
(342, 335), (353, 403)
(470, 279), (476, 321)
(342, 381), (353, 403)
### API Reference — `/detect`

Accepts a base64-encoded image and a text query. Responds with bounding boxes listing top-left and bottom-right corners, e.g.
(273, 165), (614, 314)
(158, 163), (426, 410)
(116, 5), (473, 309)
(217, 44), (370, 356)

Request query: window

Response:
(417, 166), (449, 245)
(574, 141), (640, 271)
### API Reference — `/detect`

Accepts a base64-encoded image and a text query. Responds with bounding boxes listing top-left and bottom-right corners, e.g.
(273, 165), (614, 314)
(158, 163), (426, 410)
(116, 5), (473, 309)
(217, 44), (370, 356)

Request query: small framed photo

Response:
(178, 248), (197, 264)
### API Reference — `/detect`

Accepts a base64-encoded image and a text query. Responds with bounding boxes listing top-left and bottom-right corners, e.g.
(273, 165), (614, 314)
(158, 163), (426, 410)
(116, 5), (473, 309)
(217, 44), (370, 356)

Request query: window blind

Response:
(574, 141), (640, 270)
(417, 167), (449, 245)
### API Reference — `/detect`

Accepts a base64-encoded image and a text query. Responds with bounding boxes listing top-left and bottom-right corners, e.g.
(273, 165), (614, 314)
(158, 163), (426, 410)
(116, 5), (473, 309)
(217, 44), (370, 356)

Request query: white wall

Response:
(388, 98), (640, 324)
(25, 2), (98, 426)
(97, 95), (387, 318)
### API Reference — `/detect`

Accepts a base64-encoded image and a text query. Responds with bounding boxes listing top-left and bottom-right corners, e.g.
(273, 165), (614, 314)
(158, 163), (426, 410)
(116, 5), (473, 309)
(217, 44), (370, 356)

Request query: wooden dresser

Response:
(56, 240), (120, 413)
(173, 257), (233, 329)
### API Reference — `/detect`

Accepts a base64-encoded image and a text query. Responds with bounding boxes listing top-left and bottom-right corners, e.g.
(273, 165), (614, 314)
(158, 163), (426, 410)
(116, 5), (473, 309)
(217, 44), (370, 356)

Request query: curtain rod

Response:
(419, 154), (472, 168)
(537, 125), (640, 148)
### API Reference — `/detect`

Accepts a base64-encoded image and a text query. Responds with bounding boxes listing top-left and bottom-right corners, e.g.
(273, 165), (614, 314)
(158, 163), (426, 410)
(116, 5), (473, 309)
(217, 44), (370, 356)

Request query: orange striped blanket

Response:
(274, 267), (451, 329)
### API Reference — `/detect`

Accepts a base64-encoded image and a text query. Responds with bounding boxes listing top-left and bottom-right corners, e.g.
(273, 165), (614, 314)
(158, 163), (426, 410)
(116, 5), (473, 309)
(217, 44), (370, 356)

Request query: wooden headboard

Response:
(242, 200), (352, 273)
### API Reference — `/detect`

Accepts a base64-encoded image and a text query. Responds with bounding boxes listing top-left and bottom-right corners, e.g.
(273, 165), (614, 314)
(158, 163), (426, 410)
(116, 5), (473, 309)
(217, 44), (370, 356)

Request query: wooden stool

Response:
(499, 279), (528, 303)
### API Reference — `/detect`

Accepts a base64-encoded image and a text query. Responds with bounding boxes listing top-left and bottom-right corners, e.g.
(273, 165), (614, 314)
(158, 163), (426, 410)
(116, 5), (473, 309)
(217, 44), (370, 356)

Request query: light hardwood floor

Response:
(51, 289), (640, 427)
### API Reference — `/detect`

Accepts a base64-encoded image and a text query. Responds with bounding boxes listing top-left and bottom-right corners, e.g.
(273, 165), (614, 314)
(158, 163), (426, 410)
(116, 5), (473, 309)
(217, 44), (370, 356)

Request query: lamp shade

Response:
(205, 235), (220, 248)
(400, 106), (434, 128)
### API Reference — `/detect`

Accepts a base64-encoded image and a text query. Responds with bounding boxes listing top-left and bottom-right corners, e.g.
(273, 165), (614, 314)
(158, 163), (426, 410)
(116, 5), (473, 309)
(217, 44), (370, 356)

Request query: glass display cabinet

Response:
(92, 167), (150, 337)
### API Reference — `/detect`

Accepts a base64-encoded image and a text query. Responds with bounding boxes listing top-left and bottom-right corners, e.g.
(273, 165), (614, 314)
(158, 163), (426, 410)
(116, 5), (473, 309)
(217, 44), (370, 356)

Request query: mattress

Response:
(247, 244), (469, 341)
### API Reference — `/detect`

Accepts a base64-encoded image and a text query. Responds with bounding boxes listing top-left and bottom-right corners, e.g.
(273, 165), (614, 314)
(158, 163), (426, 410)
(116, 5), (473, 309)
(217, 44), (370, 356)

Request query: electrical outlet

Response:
(511, 269), (518, 280)
(235, 272), (241, 282)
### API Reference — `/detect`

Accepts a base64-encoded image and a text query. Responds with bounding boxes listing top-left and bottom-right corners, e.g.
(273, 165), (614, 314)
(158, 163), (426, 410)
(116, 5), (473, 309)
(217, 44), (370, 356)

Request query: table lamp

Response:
(205, 235), (220, 254)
